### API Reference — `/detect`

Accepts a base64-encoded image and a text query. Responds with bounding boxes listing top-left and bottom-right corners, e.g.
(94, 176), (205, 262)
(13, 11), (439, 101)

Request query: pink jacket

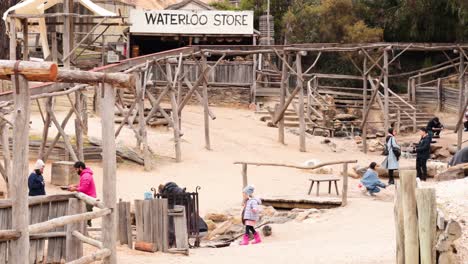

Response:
(77, 168), (96, 198)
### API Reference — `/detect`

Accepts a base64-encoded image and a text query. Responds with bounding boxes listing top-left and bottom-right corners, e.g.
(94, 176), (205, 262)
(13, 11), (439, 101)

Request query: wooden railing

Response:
(234, 160), (357, 206)
(0, 193), (112, 263)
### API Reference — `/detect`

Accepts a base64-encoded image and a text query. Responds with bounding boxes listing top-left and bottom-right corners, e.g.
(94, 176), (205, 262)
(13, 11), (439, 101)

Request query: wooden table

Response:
(307, 176), (341, 196)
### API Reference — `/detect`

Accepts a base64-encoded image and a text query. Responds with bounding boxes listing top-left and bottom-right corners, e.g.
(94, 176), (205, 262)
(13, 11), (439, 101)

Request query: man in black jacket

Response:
(415, 128), (431, 181)
(426, 117), (444, 138)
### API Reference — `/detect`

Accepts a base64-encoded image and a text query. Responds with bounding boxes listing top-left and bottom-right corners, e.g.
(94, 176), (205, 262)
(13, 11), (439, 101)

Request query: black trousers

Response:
(388, 169), (395, 184)
(416, 157), (428, 181)
(245, 225), (257, 235)
(86, 204), (93, 226)
(464, 121), (468, 130)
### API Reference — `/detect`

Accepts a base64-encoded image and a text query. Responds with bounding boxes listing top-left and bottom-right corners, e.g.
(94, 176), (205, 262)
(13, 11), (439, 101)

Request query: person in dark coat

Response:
(28, 159), (46, 196)
(415, 128), (431, 181)
(426, 117), (444, 138)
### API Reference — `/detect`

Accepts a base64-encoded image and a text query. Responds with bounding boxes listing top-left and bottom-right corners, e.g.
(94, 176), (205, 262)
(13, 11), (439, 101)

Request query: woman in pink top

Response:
(68, 161), (96, 226)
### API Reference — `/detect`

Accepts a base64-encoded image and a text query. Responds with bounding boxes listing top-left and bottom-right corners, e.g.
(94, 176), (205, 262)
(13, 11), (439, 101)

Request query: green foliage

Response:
(209, 0), (240, 11)
(283, 0), (383, 43)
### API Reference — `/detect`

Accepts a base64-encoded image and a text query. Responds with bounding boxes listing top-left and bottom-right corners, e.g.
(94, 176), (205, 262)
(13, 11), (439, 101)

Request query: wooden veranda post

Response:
(400, 170), (419, 264)
(296, 53), (306, 152)
(278, 54), (287, 144)
(457, 51), (465, 150)
(201, 55), (211, 150)
(362, 57), (368, 153)
(242, 164), (248, 188)
(383, 48), (390, 133)
(341, 163), (349, 206)
(10, 74), (31, 263)
(415, 188), (437, 264)
(101, 83), (117, 264)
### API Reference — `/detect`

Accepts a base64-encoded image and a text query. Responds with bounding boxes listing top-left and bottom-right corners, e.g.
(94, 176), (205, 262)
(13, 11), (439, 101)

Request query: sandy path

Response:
(7, 105), (466, 263)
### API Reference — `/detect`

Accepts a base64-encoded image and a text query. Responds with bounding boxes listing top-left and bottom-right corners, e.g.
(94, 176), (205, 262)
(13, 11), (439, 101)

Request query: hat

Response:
(34, 159), (45, 170)
(243, 185), (255, 196)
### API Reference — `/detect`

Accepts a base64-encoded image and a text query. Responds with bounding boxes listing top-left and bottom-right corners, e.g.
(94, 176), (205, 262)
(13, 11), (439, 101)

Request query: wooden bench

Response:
(308, 176), (340, 196)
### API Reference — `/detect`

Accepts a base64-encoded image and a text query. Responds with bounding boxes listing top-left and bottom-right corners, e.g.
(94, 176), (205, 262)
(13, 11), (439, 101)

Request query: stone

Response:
(321, 139), (331, 144)
(334, 114), (358, 121)
(302, 159), (333, 174)
(366, 134), (377, 139)
(231, 216), (242, 225)
(207, 220), (233, 240)
(295, 209), (320, 222)
(51, 161), (80, 186)
(205, 220), (217, 231)
(261, 206), (276, 217)
(205, 213), (229, 223)
(354, 136), (363, 144)
(348, 169), (360, 179)
(334, 131), (348, 138)
(430, 145), (443, 153)
(448, 145), (458, 155)
(262, 225), (272, 237)
(263, 216), (291, 224)
(427, 161), (448, 177)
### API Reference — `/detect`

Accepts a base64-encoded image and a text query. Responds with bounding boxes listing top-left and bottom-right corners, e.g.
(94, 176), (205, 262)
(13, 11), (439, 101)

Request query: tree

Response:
(0, 0), (21, 59)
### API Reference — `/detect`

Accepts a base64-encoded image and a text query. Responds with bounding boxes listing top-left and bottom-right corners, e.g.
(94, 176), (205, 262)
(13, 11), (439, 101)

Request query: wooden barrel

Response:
(132, 45), (140, 58)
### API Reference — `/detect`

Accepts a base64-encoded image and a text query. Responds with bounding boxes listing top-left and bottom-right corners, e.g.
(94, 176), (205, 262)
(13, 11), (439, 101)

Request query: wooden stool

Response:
(307, 176), (340, 196)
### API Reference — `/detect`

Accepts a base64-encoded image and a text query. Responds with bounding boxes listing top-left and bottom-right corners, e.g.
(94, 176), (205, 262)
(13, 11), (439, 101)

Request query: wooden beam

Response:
(296, 54), (306, 152)
(201, 55), (211, 150)
(234, 160), (357, 170)
(0, 229), (21, 241)
(10, 72), (31, 263)
(360, 74), (384, 130)
(400, 170), (419, 264)
(457, 52), (465, 150)
(63, 0), (73, 68)
(73, 230), (103, 249)
(62, 18), (107, 62)
(46, 104), (79, 162)
(383, 49), (390, 133)
(9, 18), (16, 60)
(22, 19), (29, 60)
(57, 70), (135, 89)
(66, 248), (111, 264)
(43, 109), (74, 163)
(73, 192), (106, 209)
(0, 60), (58, 81)
(362, 57), (368, 153)
(66, 198), (84, 261)
(278, 54), (288, 144)
(101, 83), (117, 264)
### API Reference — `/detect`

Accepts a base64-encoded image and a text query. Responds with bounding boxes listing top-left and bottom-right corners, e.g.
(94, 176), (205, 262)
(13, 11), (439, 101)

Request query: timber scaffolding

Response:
(193, 43), (468, 152)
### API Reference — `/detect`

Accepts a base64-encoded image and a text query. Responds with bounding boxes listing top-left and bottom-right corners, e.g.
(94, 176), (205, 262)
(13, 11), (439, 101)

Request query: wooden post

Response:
(9, 18), (17, 60)
(279, 54), (287, 144)
(63, 0), (74, 68)
(407, 79), (411, 101)
(51, 32), (58, 63)
(296, 53), (306, 152)
(400, 170), (419, 264)
(101, 83), (117, 264)
(383, 49), (390, 134)
(75, 92), (84, 161)
(47, 103), (79, 162)
(394, 183), (405, 264)
(397, 109), (401, 134)
(9, 73), (30, 263)
(362, 57), (368, 153)
(22, 19), (29, 60)
(66, 198), (84, 261)
(411, 78), (416, 103)
(457, 52), (465, 150)
(201, 55), (211, 150)
(416, 188), (437, 264)
(0, 123), (11, 191)
(170, 89), (181, 162)
(341, 163), (348, 206)
(251, 50), (257, 103)
(136, 74), (151, 170)
(38, 98), (52, 160)
(242, 163), (248, 188)
(82, 92), (88, 135)
(437, 78), (442, 112)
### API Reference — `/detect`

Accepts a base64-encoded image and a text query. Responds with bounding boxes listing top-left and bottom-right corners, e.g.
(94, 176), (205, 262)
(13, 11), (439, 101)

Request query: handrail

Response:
(375, 79), (416, 110)
(234, 160), (358, 170)
(378, 91), (415, 121)
(409, 61), (465, 79)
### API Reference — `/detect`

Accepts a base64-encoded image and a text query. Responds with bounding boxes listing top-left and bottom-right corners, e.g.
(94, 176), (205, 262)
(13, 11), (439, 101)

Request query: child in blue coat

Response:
(361, 162), (387, 196)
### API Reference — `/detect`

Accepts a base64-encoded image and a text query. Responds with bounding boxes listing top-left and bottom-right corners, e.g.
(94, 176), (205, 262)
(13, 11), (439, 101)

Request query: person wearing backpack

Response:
(382, 128), (401, 185)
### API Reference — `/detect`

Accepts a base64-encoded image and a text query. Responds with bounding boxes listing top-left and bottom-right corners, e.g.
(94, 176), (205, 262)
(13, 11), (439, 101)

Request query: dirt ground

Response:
(4, 105), (467, 263)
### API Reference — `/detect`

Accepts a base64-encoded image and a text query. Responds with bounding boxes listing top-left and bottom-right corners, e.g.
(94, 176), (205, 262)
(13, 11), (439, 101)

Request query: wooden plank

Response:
(28, 204), (41, 263)
(118, 202), (127, 245)
(101, 83), (117, 264)
(134, 200), (144, 242)
(173, 206), (188, 250)
(160, 199), (169, 252)
(394, 182), (405, 264)
(400, 170), (419, 264)
(57, 201), (68, 262)
(125, 202), (133, 249)
(35, 202), (49, 263)
(151, 199), (161, 251)
(416, 188), (437, 264)
(296, 54), (306, 152)
(47, 202), (59, 262)
(0, 209), (8, 263)
(142, 200), (152, 244)
(66, 198), (84, 262)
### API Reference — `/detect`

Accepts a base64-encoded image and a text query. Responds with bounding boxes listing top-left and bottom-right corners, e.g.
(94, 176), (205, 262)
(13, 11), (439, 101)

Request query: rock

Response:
(231, 216), (242, 225)
(205, 220), (217, 231)
(438, 251), (456, 264)
(368, 146), (376, 152)
(262, 225), (272, 237)
(448, 145), (458, 155)
(295, 209), (320, 222)
(302, 159), (333, 174)
(376, 131), (385, 137)
(205, 213), (229, 223)
(434, 148), (451, 160)
(366, 134), (377, 139)
(334, 114), (357, 121)
(354, 136), (362, 144)
(287, 208), (305, 219)
(321, 139), (331, 144)
(427, 161), (448, 177)
(207, 221), (233, 240)
(354, 164), (399, 178)
(261, 206), (276, 217)
(264, 216), (291, 224)
(348, 169), (360, 179)
(334, 131), (348, 137)
(430, 145), (443, 153)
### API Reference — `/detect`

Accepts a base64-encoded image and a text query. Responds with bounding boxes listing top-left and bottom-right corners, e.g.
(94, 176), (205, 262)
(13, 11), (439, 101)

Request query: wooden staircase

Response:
(387, 94), (433, 131)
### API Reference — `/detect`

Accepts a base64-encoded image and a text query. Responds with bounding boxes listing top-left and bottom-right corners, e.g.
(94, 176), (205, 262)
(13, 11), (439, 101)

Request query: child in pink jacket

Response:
(240, 185), (262, 245)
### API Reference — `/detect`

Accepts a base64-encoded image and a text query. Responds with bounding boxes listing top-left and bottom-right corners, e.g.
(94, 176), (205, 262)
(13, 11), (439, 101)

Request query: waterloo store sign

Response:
(130, 9), (254, 35)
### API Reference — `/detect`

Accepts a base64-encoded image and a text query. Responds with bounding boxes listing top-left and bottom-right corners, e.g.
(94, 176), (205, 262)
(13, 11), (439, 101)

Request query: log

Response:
(435, 163), (468, 181)
(0, 229), (21, 241)
(73, 230), (103, 249)
(101, 83), (117, 264)
(394, 182), (405, 264)
(66, 248), (111, 264)
(29, 208), (111, 234)
(73, 192), (105, 209)
(416, 188), (437, 264)
(0, 60), (58, 81)
(88, 137), (144, 165)
(57, 70), (135, 89)
(296, 53), (306, 152)
(400, 170), (419, 264)
(341, 163), (348, 206)
(66, 198), (85, 261)
(134, 241), (156, 252)
(436, 220), (462, 252)
(234, 160), (357, 170)
(168, 248), (189, 256)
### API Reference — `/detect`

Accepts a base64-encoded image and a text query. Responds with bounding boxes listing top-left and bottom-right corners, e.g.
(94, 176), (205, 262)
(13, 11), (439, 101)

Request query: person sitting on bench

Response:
(426, 117), (444, 138)
(361, 162), (387, 196)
